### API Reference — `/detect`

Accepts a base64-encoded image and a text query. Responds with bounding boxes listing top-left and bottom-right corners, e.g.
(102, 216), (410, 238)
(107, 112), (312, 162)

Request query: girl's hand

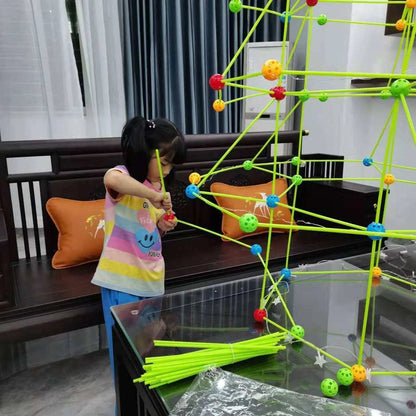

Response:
(149, 192), (172, 210)
(161, 192), (173, 212)
(157, 212), (177, 233)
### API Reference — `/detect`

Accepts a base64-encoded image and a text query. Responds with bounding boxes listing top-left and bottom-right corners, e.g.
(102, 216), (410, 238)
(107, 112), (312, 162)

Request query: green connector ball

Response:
(299, 89), (310, 102)
(317, 14), (328, 25)
(291, 174), (303, 186)
(321, 378), (338, 397)
(290, 324), (305, 338)
(337, 368), (354, 386)
(319, 93), (328, 102)
(239, 213), (258, 233)
(390, 79), (411, 97)
(243, 160), (253, 170)
(380, 89), (391, 100)
(291, 156), (300, 166)
(229, 0), (242, 13)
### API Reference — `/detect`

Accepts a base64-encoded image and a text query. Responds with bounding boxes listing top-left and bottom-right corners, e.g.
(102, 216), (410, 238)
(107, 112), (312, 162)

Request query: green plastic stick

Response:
(382, 273), (416, 288)
(277, 200), (367, 230)
(198, 98), (275, 188)
(400, 94), (416, 145)
(176, 218), (251, 248)
(222, 0), (274, 76)
(258, 256), (296, 326)
(264, 318), (351, 368)
(154, 149), (167, 199)
(283, 69), (416, 80)
(372, 371), (416, 376)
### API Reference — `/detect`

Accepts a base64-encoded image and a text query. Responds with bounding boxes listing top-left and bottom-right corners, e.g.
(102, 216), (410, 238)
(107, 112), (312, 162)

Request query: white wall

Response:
(295, 2), (416, 231)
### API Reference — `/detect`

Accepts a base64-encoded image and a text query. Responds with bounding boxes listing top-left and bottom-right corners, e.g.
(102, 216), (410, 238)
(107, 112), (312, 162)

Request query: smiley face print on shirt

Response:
(135, 209), (161, 256)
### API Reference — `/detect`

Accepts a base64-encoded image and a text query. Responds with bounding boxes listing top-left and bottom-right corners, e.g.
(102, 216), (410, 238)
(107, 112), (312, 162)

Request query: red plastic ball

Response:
(253, 308), (267, 322)
(306, 0), (319, 6)
(164, 213), (176, 221)
(209, 74), (225, 90)
(365, 356), (376, 368)
(253, 321), (265, 333)
(270, 86), (286, 100)
(351, 381), (366, 397)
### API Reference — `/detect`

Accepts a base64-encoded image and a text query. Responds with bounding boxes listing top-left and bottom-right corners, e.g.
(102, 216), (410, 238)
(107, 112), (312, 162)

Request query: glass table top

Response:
(112, 247), (416, 415)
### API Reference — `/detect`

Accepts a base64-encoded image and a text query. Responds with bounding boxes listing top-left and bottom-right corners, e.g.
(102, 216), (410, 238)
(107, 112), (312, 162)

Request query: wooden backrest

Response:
(0, 131), (316, 261)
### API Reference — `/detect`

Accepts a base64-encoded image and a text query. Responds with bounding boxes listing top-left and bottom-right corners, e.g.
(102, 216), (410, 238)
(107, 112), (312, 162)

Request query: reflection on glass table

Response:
(112, 248), (416, 416)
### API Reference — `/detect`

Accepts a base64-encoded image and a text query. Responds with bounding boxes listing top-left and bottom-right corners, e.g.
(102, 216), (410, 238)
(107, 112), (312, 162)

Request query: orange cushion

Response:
(210, 179), (295, 241)
(46, 198), (105, 269)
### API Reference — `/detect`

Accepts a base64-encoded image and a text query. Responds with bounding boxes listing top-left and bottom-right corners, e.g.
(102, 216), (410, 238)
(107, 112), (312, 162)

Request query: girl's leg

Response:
(100, 287), (145, 380)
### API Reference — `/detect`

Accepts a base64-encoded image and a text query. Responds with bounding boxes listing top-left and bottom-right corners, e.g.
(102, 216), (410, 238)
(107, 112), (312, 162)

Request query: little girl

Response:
(92, 116), (186, 377)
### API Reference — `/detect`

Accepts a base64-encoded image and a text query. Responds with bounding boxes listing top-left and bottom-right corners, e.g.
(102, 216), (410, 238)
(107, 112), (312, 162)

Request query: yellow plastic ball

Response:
(395, 19), (406, 31)
(406, 0), (416, 8)
(188, 172), (201, 185)
(213, 99), (225, 112)
(261, 60), (282, 81)
(372, 266), (382, 278)
(351, 364), (366, 382)
(384, 174), (395, 185)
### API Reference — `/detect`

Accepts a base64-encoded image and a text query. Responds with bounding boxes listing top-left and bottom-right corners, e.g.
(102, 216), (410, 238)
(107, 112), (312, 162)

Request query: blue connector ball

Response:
(281, 268), (291, 280)
(362, 157), (373, 167)
(347, 333), (357, 342)
(266, 194), (280, 208)
(250, 244), (262, 255)
(185, 184), (200, 199)
(367, 222), (385, 241)
(280, 11), (292, 23)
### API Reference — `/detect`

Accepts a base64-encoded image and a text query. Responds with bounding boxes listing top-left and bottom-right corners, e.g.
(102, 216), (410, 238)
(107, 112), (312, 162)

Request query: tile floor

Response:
(0, 350), (114, 416)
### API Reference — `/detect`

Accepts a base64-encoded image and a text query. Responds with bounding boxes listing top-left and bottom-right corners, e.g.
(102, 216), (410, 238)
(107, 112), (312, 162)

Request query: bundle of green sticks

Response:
(134, 332), (287, 388)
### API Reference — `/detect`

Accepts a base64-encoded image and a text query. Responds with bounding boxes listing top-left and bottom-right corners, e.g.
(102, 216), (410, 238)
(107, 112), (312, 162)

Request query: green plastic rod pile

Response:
(134, 332), (286, 388)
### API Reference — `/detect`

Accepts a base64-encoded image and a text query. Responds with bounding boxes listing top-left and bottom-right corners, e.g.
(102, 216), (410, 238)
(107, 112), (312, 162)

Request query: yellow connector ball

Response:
(395, 19), (406, 31)
(262, 59), (282, 81)
(384, 174), (395, 185)
(213, 99), (225, 112)
(372, 266), (382, 278)
(351, 364), (366, 382)
(188, 172), (201, 185)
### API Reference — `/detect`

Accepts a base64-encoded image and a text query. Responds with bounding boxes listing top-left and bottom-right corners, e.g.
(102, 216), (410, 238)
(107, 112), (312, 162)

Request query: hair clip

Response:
(147, 120), (156, 129)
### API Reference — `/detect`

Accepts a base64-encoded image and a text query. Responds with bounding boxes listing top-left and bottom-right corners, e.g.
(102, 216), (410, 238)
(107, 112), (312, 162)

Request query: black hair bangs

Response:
(159, 135), (187, 166)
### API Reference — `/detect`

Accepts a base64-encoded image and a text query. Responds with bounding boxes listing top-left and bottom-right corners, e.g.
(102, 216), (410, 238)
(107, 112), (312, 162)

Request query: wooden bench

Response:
(0, 130), (380, 344)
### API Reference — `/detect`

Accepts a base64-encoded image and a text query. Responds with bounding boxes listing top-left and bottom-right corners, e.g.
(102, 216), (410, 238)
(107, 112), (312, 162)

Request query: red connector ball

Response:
(164, 213), (176, 221)
(306, 0), (319, 6)
(209, 74), (225, 91)
(253, 308), (267, 322)
(270, 86), (286, 101)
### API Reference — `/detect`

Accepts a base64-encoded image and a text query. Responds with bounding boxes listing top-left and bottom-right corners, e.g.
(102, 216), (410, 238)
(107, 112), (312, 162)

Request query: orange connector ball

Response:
(188, 172), (201, 185)
(351, 364), (367, 382)
(384, 174), (395, 185)
(262, 60), (282, 81)
(395, 19), (406, 31)
(406, 0), (416, 8)
(213, 99), (225, 112)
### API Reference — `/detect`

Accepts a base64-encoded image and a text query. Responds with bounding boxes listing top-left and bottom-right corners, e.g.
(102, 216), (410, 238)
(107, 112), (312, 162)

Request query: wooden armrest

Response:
(0, 207), (13, 309)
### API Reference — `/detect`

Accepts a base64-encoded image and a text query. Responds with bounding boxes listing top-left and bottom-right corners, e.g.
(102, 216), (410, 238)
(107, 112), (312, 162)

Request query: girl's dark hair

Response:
(120, 116), (186, 182)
